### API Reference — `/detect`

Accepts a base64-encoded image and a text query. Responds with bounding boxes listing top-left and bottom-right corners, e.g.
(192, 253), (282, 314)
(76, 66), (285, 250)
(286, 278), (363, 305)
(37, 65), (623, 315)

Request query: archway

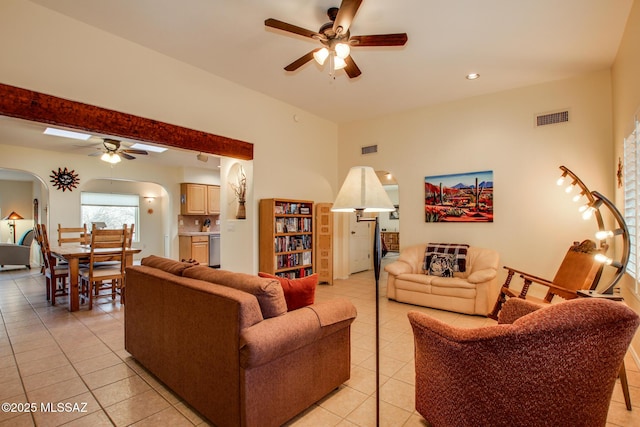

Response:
(0, 168), (49, 269)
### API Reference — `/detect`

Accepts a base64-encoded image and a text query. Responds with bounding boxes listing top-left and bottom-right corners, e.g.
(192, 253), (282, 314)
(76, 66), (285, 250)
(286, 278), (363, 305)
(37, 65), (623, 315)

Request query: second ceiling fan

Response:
(265, 0), (408, 78)
(89, 138), (148, 163)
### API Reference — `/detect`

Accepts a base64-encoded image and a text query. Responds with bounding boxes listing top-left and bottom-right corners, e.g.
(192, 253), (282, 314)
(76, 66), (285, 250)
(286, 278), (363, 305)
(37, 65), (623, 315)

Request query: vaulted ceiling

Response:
(0, 0), (633, 168)
(28, 0), (633, 124)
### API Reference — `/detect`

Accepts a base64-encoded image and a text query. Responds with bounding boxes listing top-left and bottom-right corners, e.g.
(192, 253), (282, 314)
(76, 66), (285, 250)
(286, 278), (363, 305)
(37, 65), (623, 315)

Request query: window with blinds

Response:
(623, 117), (640, 293)
(80, 192), (139, 242)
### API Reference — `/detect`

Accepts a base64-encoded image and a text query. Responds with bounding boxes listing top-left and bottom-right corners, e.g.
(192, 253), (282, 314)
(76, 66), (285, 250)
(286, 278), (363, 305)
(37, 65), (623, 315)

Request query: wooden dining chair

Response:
(126, 223), (134, 247)
(36, 224), (69, 305)
(79, 225), (128, 309)
(57, 224), (89, 246)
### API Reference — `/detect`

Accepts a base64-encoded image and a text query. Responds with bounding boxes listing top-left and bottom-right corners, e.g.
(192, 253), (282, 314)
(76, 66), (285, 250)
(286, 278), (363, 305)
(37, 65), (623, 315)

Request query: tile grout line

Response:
(36, 283), (200, 426)
(0, 275), (43, 426)
(12, 274), (120, 426)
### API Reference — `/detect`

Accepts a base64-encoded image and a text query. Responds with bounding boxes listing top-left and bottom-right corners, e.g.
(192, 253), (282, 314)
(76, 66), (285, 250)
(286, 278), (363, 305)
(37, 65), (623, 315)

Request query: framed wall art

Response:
(424, 170), (493, 222)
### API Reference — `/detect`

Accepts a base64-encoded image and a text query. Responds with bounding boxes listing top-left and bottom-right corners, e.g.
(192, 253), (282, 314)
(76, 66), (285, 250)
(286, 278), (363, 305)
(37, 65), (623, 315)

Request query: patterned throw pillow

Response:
(428, 254), (456, 277)
(423, 243), (469, 274)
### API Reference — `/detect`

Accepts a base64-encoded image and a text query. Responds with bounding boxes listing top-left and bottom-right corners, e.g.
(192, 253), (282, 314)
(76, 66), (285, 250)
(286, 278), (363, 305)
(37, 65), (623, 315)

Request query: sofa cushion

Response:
(258, 273), (317, 311)
(184, 266), (287, 318)
(141, 255), (195, 276)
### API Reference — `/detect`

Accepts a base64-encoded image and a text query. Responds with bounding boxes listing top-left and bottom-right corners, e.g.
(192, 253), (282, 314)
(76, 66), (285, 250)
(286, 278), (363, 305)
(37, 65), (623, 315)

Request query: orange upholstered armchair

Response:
(408, 298), (639, 427)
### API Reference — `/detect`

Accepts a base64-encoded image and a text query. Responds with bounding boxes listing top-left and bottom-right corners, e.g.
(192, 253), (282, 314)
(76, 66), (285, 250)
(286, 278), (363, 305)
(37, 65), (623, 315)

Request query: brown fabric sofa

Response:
(124, 255), (357, 427)
(385, 243), (500, 315)
(408, 297), (640, 427)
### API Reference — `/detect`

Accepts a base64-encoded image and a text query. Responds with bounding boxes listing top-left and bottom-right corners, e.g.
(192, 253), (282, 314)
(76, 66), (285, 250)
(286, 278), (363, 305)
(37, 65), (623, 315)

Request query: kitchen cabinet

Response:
(207, 185), (221, 214)
(179, 235), (209, 265)
(181, 183), (220, 215)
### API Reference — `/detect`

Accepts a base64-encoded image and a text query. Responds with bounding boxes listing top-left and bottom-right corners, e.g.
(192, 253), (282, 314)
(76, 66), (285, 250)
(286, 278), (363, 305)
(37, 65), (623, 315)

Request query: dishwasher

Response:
(209, 234), (220, 268)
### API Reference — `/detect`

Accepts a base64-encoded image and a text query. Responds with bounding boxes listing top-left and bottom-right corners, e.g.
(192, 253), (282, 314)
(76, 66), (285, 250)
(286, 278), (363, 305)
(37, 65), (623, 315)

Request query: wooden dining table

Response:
(49, 244), (142, 312)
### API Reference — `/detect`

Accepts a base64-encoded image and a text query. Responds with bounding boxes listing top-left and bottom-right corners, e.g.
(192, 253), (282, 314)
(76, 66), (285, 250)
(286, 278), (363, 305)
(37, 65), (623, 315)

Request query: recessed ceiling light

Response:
(130, 143), (168, 153)
(43, 127), (92, 140)
(466, 73), (480, 80)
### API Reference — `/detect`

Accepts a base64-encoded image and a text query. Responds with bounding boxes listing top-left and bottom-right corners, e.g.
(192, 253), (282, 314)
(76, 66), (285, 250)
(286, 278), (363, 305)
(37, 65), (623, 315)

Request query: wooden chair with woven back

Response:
(79, 225), (128, 310)
(35, 223), (69, 305)
(488, 239), (603, 320)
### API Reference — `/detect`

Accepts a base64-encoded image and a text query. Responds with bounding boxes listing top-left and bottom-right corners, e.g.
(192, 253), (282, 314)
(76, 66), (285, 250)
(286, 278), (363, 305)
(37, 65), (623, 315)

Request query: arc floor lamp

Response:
(332, 166), (395, 426)
(557, 165), (630, 294)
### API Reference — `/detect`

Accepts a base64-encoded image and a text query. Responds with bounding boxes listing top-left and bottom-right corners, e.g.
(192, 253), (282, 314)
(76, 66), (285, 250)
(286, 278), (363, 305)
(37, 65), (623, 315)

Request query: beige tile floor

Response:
(0, 259), (639, 427)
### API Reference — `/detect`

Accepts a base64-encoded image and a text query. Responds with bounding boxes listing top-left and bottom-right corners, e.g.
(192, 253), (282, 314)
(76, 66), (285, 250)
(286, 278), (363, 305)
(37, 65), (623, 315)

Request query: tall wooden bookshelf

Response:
(259, 198), (314, 278)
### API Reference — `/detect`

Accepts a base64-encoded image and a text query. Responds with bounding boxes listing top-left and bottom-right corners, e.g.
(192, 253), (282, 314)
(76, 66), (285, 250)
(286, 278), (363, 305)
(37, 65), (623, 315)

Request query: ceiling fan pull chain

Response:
(329, 53), (335, 78)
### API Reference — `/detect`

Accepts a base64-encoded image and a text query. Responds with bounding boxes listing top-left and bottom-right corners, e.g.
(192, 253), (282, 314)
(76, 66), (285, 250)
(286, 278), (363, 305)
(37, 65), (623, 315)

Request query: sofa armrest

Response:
(307, 298), (357, 336)
(497, 298), (544, 324)
(466, 268), (497, 284)
(384, 260), (414, 276)
(239, 299), (356, 368)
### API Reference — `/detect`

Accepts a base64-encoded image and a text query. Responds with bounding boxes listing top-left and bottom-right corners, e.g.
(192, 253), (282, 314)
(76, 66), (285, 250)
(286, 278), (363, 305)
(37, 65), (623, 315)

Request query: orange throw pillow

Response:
(258, 272), (317, 311)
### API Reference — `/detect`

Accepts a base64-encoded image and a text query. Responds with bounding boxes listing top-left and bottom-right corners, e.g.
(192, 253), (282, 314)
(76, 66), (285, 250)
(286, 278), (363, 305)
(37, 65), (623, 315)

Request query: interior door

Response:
(349, 213), (371, 273)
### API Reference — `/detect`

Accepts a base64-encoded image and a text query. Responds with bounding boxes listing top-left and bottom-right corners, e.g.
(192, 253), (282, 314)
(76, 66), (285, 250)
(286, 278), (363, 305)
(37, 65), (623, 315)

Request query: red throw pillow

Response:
(258, 272), (317, 311)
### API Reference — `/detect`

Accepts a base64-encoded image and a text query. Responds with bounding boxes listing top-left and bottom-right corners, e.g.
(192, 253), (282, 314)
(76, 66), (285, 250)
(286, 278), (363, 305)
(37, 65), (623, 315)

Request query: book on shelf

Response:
(276, 267), (313, 279)
(273, 201), (313, 216)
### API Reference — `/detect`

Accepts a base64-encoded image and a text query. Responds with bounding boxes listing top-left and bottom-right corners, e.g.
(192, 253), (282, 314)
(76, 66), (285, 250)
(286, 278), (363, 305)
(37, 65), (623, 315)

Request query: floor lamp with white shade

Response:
(331, 166), (395, 426)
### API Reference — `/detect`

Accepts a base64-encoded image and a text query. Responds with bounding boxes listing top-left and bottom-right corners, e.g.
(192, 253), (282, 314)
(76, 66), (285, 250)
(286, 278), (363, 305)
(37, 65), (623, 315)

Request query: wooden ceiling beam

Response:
(0, 82), (253, 160)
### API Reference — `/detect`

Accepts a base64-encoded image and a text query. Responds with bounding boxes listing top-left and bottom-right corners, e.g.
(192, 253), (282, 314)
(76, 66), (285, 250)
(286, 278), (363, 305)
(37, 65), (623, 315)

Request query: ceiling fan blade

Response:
(284, 49), (319, 71)
(120, 152), (136, 160)
(122, 149), (148, 155)
(88, 150), (102, 157)
(350, 33), (408, 47)
(265, 18), (318, 39)
(333, 0), (363, 35)
(344, 56), (362, 78)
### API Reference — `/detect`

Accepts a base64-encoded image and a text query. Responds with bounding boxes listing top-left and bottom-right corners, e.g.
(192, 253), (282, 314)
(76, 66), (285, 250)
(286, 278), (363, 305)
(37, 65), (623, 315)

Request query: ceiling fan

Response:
(89, 138), (148, 163)
(265, 0), (408, 78)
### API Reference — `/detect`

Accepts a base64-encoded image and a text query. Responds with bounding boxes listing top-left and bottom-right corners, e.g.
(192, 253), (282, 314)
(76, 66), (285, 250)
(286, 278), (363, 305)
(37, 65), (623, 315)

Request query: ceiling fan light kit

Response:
(101, 152), (121, 164)
(265, 0), (407, 79)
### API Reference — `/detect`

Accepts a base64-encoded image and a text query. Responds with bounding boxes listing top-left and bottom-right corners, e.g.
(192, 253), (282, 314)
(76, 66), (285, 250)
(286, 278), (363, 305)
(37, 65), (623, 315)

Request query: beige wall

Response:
(612, 0), (640, 359)
(338, 70), (614, 285)
(0, 0), (339, 272)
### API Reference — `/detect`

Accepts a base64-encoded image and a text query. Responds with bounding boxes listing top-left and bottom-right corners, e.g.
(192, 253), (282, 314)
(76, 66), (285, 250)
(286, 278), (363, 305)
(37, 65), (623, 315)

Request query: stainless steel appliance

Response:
(209, 234), (220, 268)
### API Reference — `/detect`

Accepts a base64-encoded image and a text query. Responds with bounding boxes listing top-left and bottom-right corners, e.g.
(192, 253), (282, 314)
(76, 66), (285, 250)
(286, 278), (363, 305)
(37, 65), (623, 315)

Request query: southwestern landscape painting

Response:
(425, 170), (494, 222)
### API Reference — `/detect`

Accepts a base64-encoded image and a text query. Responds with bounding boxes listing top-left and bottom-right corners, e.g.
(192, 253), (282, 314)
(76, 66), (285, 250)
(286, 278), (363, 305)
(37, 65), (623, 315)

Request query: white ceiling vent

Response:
(361, 144), (378, 155)
(536, 110), (569, 127)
